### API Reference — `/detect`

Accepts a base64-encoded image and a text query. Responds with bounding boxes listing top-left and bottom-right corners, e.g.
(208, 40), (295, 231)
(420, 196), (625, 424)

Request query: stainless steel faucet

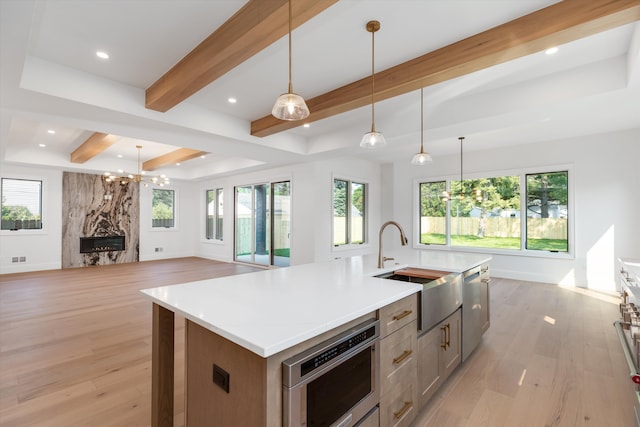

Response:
(378, 221), (408, 268)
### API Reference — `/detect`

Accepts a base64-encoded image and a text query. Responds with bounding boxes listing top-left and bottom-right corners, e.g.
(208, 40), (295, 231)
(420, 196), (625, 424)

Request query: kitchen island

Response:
(141, 251), (490, 427)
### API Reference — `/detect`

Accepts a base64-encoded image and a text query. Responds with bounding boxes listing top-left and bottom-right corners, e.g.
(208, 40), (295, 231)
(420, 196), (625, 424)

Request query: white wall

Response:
(0, 164), (62, 273)
(139, 179), (198, 261)
(387, 128), (640, 292)
(193, 157), (382, 266)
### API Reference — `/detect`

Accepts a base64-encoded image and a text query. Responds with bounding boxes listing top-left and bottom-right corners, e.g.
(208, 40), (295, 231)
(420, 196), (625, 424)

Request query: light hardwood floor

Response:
(0, 259), (634, 426)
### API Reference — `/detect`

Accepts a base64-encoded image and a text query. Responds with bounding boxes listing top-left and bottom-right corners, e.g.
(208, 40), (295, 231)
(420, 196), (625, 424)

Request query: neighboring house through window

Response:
(1, 178), (43, 230)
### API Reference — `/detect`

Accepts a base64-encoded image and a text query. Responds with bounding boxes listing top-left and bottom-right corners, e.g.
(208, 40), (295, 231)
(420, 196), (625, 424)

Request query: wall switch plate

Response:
(11, 257), (19, 263)
(213, 364), (230, 393)
(19, 256), (26, 262)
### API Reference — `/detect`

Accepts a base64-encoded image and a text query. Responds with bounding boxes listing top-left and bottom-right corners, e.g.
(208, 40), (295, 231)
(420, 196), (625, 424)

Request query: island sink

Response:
(376, 267), (462, 333)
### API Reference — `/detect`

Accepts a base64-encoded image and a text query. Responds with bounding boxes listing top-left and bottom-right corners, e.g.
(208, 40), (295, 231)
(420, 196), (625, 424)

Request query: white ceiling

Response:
(1, 0), (639, 181)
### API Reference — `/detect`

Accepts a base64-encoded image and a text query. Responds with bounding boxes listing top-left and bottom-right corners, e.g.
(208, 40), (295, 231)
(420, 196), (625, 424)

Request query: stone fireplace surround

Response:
(62, 172), (139, 268)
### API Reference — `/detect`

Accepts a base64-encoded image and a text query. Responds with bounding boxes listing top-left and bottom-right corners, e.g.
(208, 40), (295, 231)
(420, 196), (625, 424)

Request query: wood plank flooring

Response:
(0, 259), (634, 426)
(413, 277), (635, 427)
(0, 258), (262, 427)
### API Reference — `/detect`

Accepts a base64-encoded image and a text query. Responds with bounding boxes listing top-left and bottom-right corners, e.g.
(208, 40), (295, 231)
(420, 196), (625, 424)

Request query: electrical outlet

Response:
(11, 257), (19, 263)
(155, 247), (163, 252)
(213, 364), (230, 393)
(19, 256), (26, 262)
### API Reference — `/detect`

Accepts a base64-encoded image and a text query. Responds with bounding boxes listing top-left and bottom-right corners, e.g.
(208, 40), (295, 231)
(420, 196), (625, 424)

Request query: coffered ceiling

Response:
(1, 0), (639, 181)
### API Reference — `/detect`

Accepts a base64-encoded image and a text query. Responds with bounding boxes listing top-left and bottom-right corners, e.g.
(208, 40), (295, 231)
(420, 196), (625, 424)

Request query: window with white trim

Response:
(152, 188), (175, 228)
(1, 178), (43, 230)
(333, 178), (366, 246)
(417, 169), (569, 254)
(206, 188), (223, 240)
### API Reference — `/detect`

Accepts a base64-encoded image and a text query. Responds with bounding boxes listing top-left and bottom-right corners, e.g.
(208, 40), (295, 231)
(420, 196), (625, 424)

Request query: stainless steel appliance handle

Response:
(613, 320), (640, 385)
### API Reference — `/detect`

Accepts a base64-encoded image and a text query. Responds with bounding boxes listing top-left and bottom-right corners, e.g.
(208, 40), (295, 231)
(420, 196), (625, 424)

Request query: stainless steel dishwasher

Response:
(462, 265), (483, 361)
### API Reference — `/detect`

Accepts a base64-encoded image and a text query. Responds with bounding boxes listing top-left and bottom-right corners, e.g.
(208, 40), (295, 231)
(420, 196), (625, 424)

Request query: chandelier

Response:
(104, 145), (170, 187)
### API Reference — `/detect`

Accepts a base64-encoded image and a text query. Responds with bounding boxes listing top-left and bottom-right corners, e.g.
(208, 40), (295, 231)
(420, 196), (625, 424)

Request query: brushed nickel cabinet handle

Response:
(393, 401), (413, 420)
(393, 310), (413, 321)
(393, 349), (413, 365)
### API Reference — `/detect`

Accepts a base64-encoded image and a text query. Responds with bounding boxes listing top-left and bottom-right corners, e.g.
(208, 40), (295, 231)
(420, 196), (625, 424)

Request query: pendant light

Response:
(360, 20), (386, 149)
(272, 0), (310, 121)
(411, 88), (432, 165)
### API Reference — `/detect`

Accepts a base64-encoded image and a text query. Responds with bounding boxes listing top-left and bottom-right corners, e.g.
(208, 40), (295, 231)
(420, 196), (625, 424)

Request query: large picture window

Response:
(206, 188), (223, 240)
(1, 178), (43, 230)
(152, 188), (175, 228)
(417, 169), (569, 254)
(333, 178), (366, 246)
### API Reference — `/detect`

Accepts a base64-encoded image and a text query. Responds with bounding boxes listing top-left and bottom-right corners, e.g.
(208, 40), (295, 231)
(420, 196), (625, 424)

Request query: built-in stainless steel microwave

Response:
(282, 319), (380, 427)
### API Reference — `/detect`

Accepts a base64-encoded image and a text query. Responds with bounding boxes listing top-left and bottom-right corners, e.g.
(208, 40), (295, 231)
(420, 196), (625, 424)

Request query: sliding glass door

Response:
(235, 181), (290, 267)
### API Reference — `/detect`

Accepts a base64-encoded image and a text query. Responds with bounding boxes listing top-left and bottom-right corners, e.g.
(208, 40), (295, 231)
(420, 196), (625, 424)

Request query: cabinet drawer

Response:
(380, 321), (417, 387)
(379, 294), (417, 337)
(380, 381), (416, 427)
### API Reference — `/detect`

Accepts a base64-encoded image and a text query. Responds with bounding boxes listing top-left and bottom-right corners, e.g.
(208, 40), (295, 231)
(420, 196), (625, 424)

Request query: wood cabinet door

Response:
(440, 309), (461, 380)
(417, 326), (441, 409)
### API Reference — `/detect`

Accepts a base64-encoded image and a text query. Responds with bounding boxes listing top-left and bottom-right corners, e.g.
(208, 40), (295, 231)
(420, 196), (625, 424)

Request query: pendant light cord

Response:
(420, 88), (424, 153)
(370, 26), (376, 133)
(287, 0), (293, 93)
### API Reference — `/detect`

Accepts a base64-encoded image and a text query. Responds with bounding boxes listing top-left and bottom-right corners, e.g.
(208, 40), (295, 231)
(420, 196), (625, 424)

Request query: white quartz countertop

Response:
(141, 251), (490, 358)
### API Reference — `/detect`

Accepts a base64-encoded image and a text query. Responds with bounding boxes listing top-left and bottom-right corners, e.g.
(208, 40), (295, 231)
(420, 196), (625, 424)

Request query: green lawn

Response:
(421, 233), (567, 252)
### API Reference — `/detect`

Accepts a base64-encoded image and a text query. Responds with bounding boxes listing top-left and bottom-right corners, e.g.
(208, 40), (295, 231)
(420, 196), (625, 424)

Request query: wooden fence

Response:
(421, 216), (567, 239)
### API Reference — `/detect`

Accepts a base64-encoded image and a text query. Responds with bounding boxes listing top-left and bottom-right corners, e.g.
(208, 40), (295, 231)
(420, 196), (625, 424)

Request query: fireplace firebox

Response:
(80, 235), (126, 253)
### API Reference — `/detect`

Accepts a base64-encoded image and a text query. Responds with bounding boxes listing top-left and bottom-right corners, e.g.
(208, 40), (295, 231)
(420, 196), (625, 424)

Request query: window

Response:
(1, 178), (42, 230)
(234, 181), (291, 267)
(419, 181), (446, 244)
(206, 188), (223, 240)
(417, 169), (569, 254)
(152, 189), (174, 228)
(526, 171), (568, 252)
(450, 176), (521, 250)
(333, 179), (366, 246)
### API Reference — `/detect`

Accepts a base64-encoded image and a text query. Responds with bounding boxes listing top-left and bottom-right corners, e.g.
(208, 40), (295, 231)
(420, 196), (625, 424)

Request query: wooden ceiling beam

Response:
(143, 148), (208, 171)
(251, 0), (640, 137)
(145, 0), (338, 113)
(70, 132), (119, 163)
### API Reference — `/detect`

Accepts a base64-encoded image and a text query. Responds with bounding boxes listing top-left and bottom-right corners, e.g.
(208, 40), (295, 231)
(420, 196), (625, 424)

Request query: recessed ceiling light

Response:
(303, 123), (310, 128)
(200, 155), (206, 159)
(96, 51), (110, 59)
(176, 163), (181, 166)
(228, 97), (237, 104)
(39, 143), (46, 147)
(545, 47), (558, 55)
(117, 154), (123, 158)
(47, 129), (55, 134)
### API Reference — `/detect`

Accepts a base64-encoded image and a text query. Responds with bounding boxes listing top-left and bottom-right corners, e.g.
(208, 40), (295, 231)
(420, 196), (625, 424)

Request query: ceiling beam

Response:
(143, 148), (208, 171)
(70, 132), (119, 163)
(251, 0), (640, 137)
(145, 0), (338, 113)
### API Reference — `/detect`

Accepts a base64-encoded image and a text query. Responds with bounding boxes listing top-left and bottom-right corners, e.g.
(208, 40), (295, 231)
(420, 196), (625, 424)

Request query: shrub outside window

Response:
(1, 178), (43, 230)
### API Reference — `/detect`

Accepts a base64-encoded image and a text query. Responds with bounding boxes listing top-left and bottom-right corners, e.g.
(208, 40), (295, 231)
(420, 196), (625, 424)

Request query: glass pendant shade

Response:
(411, 87), (432, 165)
(360, 130), (386, 148)
(411, 151), (432, 165)
(271, 0), (309, 122)
(272, 91), (310, 121)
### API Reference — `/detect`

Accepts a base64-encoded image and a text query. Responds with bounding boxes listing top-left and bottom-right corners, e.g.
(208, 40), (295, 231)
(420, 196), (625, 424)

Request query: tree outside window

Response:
(333, 179), (366, 246)
(152, 189), (174, 228)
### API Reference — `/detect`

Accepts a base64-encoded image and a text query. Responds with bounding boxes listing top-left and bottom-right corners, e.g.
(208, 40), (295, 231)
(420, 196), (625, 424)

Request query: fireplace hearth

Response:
(80, 236), (126, 253)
